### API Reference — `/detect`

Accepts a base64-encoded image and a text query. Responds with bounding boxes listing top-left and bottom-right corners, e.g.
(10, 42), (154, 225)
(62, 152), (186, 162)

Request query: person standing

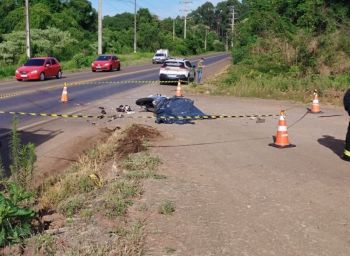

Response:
(343, 88), (350, 161)
(197, 58), (204, 84)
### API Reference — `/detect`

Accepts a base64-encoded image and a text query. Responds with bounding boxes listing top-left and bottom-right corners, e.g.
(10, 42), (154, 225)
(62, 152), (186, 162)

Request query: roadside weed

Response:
(33, 233), (56, 255)
(10, 116), (36, 189)
(158, 200), (176, 215)
(165, 247), (177, 254)
(58, 194), (85, 217)
(104, 180), (142, 217)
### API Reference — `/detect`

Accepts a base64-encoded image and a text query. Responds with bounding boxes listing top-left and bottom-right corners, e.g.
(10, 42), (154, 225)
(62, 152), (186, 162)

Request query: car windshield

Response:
(96, 55), (111, 61)
(155, 53), (165, 57)
(24, 59), (45, 66)
(163, 62), (184, 68)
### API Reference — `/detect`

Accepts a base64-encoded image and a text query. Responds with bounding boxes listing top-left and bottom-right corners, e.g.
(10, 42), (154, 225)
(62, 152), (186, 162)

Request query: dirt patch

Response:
(116, 124), (161, 158)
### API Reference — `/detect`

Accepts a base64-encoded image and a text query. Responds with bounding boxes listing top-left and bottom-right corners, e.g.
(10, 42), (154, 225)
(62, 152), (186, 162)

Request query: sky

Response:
(89, 0), (224, 19)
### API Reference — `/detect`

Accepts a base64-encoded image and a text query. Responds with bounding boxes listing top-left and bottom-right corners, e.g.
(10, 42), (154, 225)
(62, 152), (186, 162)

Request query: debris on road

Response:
(154, 96), (206, 124)
(136, 94), (169, 112)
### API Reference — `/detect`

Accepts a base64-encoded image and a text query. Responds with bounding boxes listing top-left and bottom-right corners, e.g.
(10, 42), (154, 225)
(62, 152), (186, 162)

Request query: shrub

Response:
(0, 183), (36, 247)
(213, 40), (225, 52)
(71, 53), (94, 68)
(10, 116), (36, 189)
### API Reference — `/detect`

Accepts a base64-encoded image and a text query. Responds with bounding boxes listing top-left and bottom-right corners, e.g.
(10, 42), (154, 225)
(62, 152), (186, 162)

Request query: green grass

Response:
(121, 152), (165, 180)
(0, 64), (16, 79)
(190, 64), (350, 106)
(158, 200), (176, 215)
(32, 233), (56, 255)
(121, 152), (161, 172)
(104, 180), (142, 217)
(58, 194), (85, 217)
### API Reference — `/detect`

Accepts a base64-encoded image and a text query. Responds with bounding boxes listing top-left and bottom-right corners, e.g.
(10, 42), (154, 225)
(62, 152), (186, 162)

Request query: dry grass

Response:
(188, 65), (348, 107)
(39, 124), (160, 209)
(33, 124), (162, 255)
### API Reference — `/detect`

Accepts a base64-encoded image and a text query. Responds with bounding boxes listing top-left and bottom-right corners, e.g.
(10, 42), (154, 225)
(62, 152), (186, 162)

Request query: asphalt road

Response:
(0, 53), (229, 133)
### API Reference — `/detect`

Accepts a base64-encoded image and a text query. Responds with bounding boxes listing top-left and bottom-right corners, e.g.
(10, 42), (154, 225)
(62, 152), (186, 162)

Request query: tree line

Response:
(232, 0), (350, 77)
(0, 0), (241, 65)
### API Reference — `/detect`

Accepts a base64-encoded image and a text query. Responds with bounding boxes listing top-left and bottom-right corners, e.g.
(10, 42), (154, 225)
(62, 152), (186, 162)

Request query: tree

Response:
(0, 28), (77, 64)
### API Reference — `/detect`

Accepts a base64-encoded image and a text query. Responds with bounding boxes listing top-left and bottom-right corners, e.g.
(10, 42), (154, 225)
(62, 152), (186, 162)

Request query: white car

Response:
(159, 58), (196, 84)
(152, 49), (169, 64)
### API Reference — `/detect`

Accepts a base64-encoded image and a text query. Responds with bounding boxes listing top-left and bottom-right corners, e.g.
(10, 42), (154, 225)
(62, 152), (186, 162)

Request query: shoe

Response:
(341, 154), (350, 162)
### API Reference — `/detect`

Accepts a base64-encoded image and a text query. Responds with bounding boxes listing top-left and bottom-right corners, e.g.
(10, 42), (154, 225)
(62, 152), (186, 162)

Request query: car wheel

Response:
(92, 69), (96, 72)
(56, 70), (62, 79)
(117, 64), (121, 71)
(109, 65), (113, 72)
(16, 79), (22, 81)
(39, 72), (45, 81)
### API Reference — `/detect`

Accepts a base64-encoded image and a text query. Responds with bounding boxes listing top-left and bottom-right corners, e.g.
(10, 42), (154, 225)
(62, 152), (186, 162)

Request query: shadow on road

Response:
(151, 136), (269, 148)
(317, 135), (345, 157)
(0, 128), (62, 176)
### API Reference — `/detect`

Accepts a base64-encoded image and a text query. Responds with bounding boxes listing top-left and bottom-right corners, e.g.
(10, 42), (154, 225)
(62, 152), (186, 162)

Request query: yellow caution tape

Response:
(0, 93), (19, 99)
(0, 110), (94, 119)
(66, 80), (188, 87)
(0, 110), (279, 121)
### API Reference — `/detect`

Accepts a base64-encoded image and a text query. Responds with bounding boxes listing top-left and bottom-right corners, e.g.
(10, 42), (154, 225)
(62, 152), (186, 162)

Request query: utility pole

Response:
(134, 0), (137, 53)
(230, 6), (235, 48)
(25, 0), (31, 58)
(98, 0), (102, 55)
(173, 19), (175, 41)
(204, 26), (208, 51)
(184, 15), (187, 39)
(180, 0), (192, 39)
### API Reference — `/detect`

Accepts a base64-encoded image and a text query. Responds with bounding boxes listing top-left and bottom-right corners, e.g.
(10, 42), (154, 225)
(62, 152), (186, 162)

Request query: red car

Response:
(15, 57), (62, 81)
(91, 55), (121, 72)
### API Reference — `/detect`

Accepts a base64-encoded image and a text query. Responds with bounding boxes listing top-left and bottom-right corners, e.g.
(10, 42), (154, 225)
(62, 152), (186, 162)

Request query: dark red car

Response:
(91, 55), (121, 72)
(15, 57), (62, 81)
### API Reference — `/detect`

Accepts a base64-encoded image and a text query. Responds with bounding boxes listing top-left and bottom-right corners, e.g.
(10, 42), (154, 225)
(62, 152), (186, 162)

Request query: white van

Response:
(152, 49), (169, 64)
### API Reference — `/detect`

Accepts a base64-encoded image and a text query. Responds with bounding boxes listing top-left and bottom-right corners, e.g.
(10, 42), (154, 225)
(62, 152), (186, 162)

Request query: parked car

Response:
(152, 49), (169, 64)
(91, 55), (121, 72)
(159, 58), (196, 84)
(15, 57), (62, 81)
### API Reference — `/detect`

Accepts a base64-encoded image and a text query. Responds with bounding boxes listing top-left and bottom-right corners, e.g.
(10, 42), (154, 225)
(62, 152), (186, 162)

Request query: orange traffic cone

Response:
(61, 83), (68, 103)
(309, 89), (322, 113)
(175, 80), (183, 97)
(269, 110), (296, 148)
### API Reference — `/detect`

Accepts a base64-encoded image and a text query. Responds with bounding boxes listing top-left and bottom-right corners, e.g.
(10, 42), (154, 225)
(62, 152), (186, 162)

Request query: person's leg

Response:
(343, 121), (350, 161)
(197, 70), (202, 83)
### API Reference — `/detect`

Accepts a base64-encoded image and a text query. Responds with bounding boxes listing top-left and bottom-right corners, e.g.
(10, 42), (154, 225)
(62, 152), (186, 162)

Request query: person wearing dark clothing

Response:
(343, 88), (350, 161)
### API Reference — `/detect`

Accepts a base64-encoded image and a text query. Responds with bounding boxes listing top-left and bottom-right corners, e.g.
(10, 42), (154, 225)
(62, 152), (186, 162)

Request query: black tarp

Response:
(154, 97), (206, 124)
